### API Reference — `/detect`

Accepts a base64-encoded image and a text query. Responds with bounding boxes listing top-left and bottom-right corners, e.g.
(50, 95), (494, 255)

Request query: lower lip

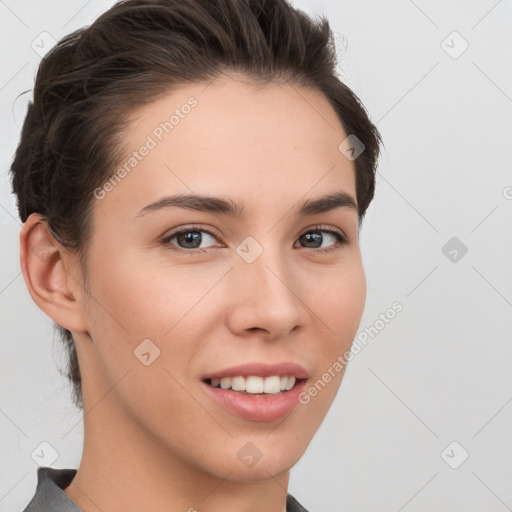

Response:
(201, 379), (307, 422)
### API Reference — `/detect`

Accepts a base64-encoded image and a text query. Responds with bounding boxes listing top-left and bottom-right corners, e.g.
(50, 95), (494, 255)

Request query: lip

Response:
(201, 378), (308, 422)
(202, 362), (309, 380)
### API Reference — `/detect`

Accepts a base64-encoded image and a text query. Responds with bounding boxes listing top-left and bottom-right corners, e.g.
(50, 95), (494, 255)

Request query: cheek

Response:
(301, 258), (365, 400)
(298, 262), (365, 420)
(88, 249), (199, 338)
(84, 248), (229, 384)
(336, 266), (366, 337)
(82, 251), (203, 425)
(308, 258), (366, 339)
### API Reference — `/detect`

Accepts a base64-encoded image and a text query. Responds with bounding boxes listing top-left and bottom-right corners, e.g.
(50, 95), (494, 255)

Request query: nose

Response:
(225, 244), (309, 341)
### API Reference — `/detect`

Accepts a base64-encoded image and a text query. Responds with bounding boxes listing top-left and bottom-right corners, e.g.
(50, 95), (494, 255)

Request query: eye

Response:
(161, 226), (221, 253)
(160, 224), (348, 254)
(295, 225), (348, 253)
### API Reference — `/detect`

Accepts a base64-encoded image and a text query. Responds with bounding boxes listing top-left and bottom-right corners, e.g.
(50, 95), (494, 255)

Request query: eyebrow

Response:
(134, 190), (358, 219)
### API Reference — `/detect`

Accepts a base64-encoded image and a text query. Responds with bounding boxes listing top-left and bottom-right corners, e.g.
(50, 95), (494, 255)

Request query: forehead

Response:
(95, 77), (357, 221)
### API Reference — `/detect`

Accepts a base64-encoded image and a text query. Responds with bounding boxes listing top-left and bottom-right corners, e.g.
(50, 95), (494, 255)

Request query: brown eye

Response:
(161, 227), (220, 252)
(296, 228), (347, 252)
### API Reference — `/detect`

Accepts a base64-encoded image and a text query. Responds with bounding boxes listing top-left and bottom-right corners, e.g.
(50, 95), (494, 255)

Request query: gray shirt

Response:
(22, 467), (309, 512)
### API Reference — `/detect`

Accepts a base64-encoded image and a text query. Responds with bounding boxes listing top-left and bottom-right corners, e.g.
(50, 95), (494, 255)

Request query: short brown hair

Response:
(10, 0), (382, 409)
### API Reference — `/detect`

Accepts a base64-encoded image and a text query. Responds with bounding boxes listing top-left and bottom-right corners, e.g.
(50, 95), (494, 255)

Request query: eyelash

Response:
(160, 224), (348, 254)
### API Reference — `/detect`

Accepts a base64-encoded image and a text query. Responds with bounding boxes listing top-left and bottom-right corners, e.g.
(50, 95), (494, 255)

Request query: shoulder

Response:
(287, 493), (310, 512)
(22, 466), (80, 512)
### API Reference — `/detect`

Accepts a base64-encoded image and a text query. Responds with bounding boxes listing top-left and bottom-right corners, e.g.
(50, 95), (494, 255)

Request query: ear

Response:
(19, 213), (88, 333)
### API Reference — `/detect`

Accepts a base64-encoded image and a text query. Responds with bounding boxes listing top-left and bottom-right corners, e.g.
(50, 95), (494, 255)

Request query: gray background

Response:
(1, 1), (511, 511)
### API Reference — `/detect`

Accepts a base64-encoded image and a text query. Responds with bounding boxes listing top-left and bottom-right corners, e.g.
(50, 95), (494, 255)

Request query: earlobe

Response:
(20, 213), (88, 333)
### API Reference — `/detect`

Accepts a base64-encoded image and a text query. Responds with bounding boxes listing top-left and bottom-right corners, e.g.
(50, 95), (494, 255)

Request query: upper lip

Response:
(202, 362), (308, 381)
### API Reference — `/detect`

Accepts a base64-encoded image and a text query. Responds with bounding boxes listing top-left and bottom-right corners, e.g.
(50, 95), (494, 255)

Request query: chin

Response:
(205, 438), (306, 482)
(220, 458), (295, 483)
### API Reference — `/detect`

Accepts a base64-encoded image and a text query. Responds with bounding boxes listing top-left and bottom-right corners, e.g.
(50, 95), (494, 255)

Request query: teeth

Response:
(263, 376), (281, 394)
(246, 376), (264, 393)
(231, 376), (245, 391)
(285, 376), (296, 390)
(208, 375), (297, 394)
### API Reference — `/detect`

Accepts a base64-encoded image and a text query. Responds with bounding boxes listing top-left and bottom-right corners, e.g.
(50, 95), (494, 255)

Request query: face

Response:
(75, 75), (366, 482)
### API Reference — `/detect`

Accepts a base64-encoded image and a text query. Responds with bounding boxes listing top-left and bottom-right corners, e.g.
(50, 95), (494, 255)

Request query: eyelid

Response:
(161, 223), (222, 240)
(303, 224), (348, 241)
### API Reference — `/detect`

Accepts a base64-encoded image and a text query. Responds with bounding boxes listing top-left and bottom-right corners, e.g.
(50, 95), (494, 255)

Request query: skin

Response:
(20, 75), (366, 512)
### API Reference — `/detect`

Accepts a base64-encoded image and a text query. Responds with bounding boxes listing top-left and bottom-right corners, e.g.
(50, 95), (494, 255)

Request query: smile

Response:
(206, 375), (297, 394)
(201, 362), (309, 420)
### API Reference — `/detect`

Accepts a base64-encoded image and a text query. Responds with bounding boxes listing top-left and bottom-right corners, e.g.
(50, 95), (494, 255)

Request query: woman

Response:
(11, 0), (381, 510)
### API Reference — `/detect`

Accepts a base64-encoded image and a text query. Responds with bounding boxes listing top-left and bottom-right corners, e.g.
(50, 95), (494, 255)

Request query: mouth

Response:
(203, 375), (306, 395)
(200, 362), (309, 421)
